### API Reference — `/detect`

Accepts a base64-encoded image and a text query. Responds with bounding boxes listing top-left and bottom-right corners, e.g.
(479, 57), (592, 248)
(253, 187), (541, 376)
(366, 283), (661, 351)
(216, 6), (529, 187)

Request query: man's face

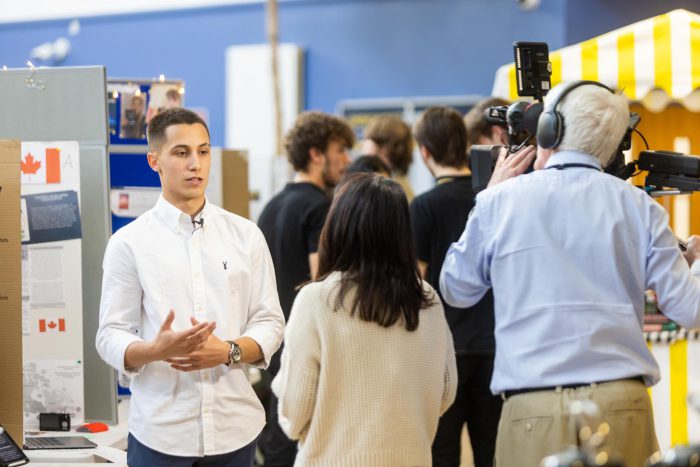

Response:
(147, 123), (211, 207)
(321, 139), (351, 187)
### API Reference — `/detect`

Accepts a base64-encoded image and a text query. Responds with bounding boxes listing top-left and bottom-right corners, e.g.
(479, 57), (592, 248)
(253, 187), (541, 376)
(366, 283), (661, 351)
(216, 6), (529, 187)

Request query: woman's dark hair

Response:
(345, 155), (391, 177)
(316, 173), (434, 331)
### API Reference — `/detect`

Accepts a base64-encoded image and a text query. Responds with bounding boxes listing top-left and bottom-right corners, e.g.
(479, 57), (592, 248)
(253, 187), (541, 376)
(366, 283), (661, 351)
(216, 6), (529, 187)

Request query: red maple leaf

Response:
(47, 321), (56, 329)
(21, 152), (42, 175)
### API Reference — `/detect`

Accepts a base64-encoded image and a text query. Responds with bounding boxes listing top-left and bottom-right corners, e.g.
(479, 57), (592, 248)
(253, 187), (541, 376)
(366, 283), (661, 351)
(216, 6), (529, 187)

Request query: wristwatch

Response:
(226, 341), (242, 366)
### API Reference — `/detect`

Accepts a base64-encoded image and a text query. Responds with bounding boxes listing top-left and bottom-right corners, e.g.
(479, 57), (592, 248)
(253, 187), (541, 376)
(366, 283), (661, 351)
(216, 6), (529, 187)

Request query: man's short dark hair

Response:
(414, 106), (468, 169)
(464, 97), (510, 146)
(285, 111), (355, 172)
(147, 107), (210, 151)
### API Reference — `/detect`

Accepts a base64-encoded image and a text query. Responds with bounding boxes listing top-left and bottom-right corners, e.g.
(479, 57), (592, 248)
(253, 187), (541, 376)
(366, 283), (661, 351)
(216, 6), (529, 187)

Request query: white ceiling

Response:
(0, 0), (270, 24)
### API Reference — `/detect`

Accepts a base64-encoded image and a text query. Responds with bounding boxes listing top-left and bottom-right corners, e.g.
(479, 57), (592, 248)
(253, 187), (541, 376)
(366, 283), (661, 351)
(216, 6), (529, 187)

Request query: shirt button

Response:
(525, 422), (533, 431)
(203, 408), (208, 414)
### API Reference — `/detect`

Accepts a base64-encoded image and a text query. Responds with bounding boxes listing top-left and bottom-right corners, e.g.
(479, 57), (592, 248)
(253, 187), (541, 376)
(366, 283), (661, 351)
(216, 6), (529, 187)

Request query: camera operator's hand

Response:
(683, 235), (700, 267)
(487, 145), (536, 188)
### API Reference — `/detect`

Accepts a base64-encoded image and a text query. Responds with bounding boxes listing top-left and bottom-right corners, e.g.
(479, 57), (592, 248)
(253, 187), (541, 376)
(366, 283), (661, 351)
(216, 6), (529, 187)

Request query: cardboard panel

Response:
(222, 150), (250, 219)
(0, 140), (22, 443)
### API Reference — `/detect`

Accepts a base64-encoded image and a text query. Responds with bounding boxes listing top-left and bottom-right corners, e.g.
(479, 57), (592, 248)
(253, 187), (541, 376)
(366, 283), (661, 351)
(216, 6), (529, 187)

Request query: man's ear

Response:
(419, 145), (431, 163)
(491, 125), (506, 144)
(309, 147), (324, 166)
(147, 152), (160, 173)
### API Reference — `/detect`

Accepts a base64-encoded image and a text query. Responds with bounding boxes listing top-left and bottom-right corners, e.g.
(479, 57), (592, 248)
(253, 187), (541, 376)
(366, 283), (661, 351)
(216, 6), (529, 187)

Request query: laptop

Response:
(0, 425), (29, 466)
(23, 436), (97, 450)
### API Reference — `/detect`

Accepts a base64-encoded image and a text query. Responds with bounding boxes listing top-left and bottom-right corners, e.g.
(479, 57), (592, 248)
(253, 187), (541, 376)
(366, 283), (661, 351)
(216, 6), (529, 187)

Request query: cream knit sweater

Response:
(272, 272), (458, 467)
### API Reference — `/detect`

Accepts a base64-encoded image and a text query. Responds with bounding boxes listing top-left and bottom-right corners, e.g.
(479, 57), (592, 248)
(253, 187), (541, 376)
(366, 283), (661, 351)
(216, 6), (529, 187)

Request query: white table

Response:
(25, 399), (129, 465)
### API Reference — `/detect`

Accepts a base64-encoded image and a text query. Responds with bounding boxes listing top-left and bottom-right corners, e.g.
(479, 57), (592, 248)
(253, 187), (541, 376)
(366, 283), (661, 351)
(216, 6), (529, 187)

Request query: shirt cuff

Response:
(112, 332), (146, 377)
(242, 326), (282, 370)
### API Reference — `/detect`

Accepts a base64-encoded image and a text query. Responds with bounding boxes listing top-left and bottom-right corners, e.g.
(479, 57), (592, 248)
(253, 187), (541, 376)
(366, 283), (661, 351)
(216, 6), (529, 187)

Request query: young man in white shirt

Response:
(96, 108), (285, 466)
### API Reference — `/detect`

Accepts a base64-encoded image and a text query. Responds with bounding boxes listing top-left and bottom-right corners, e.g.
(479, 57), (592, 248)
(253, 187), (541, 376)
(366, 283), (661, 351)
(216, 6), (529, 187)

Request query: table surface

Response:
(25, 398), (129, 465)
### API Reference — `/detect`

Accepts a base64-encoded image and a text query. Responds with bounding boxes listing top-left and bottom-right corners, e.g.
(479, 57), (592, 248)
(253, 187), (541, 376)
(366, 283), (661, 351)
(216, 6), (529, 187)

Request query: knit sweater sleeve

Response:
(440, 308), (458, 415)
(271, 284), (321, 441)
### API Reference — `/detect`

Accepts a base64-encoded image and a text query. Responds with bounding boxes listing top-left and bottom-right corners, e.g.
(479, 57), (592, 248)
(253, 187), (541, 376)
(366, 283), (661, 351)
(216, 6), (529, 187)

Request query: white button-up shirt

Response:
(440, 151), (700, 394)
(96, 196), (284, 456)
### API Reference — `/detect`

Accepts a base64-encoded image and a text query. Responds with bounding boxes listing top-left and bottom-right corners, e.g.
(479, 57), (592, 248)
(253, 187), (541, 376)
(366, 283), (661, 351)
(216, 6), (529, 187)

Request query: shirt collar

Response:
(154, 195), (211, 234)
(543, 150), (602, 170)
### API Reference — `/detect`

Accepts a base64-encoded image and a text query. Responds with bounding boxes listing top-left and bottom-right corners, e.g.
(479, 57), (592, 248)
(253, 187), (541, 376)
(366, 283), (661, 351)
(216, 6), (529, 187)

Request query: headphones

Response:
(536, 80), (614, 149)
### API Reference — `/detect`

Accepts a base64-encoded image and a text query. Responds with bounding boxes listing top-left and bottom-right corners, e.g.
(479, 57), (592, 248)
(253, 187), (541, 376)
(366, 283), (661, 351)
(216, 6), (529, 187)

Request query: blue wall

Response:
(566, 0), (700, 44)
(0, 0), (566, 146)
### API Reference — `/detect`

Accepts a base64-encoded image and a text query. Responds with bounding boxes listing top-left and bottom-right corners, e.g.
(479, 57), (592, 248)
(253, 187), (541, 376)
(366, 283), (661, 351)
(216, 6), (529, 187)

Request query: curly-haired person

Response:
(258, 111), (355, 466)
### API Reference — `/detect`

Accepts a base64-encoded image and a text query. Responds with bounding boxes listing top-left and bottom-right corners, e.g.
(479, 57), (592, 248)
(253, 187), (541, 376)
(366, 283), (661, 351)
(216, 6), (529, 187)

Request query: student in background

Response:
(273, 173), (457, 466)
(345, 154), (391, 178)
(96, 108), (284, 467)
(411, 106), (502, 467)
(361, 115), (415, 200)
(257, 111), (354, 466)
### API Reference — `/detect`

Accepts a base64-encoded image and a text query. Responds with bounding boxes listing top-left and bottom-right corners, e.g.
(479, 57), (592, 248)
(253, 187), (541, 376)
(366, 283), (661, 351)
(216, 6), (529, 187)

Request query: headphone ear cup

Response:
(537, 110), (563, 149)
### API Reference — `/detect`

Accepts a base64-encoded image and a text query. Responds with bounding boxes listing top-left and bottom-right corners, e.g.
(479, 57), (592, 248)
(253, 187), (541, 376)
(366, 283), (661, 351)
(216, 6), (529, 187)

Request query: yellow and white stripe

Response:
(646, 332), (700, 449)
(492, 9), (700, 109)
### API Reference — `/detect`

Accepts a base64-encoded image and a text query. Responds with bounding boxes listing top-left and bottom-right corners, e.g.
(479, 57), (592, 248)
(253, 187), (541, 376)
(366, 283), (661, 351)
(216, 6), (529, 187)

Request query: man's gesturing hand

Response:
(123, 310), (216, 370)
(487, 145), (536, 188)
(166, 317), (230, 372)
(152, 310), (216, 361)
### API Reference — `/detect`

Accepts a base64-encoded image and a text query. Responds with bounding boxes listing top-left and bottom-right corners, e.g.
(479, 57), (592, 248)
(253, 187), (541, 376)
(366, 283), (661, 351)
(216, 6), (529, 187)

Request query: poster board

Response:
(0, 66), (116, 425)
(21, 141), (85, 430)
(0, 140), (22, 443)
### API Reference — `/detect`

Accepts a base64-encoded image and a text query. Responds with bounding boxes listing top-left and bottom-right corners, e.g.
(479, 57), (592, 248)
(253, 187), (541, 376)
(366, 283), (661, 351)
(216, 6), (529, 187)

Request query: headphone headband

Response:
(536, 80), (615, 149)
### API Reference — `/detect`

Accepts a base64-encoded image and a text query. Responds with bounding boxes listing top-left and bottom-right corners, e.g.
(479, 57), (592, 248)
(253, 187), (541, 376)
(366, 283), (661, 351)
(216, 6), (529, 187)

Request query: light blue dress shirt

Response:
(440, 150), (700, 393)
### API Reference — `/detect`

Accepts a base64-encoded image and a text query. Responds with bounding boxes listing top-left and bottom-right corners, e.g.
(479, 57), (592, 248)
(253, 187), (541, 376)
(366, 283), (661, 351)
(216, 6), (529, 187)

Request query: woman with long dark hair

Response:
(272, 173), (457, 466)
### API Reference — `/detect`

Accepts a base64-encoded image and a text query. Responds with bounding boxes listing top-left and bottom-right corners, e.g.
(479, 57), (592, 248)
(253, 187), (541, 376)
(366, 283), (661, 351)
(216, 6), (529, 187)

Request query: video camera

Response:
(471, 42), (700, 199)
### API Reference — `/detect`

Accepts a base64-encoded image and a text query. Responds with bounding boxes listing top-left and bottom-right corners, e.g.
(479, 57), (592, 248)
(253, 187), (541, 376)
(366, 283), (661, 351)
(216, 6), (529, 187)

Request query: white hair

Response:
(551, 83), (630, 166)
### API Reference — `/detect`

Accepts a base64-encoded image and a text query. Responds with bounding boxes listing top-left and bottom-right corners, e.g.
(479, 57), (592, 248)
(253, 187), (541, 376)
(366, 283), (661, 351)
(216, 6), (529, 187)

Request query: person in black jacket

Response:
(411, 106), (501, 467)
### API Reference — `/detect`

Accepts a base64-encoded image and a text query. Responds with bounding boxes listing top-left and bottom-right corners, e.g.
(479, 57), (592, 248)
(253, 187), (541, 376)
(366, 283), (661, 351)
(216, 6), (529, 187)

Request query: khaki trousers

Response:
(494, 379), (658, 467)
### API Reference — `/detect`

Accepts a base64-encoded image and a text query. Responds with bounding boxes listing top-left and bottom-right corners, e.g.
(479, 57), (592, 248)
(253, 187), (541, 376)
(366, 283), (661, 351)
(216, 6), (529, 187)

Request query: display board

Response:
(0, 66), (116, 425)
(20, 141), (85, 430)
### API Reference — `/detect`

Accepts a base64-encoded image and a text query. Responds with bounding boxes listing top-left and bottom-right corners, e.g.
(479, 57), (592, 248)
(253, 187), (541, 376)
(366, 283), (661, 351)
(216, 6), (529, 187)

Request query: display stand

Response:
(0, 66), (117, 425)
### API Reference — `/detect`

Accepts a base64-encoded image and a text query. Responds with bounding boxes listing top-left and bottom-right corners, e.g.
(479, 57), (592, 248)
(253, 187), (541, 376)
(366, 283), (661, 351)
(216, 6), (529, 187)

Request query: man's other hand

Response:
(487, 145), (536, 188)
(166, 317), (230, 372)
(684, 235), (700, 266)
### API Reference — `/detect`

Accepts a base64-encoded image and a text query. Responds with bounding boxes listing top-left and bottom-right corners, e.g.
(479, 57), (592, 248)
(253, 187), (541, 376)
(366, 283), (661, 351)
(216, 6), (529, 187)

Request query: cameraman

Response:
(440, 82), (700, 466)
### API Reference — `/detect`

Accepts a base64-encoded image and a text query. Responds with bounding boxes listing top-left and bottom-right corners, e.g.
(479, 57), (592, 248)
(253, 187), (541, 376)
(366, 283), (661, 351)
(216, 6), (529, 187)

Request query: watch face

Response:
(232, 344), (242, 362)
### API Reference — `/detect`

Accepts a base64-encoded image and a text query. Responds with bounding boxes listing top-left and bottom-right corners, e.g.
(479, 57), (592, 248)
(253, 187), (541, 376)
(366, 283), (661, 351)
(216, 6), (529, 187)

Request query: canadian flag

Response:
(21, 147), (61, 184)
(39, 319), (66, 332)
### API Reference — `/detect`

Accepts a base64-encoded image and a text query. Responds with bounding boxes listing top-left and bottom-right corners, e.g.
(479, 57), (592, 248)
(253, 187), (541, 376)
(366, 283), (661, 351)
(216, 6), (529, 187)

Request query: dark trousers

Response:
(259, 393), (297, 466)
(432, 354), (502, 467)
(127, 433), (258, 467)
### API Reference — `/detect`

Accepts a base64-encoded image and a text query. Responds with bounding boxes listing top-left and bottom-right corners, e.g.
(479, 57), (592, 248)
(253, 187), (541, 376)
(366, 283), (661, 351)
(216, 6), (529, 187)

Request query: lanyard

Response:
(545, 163), (601, 171)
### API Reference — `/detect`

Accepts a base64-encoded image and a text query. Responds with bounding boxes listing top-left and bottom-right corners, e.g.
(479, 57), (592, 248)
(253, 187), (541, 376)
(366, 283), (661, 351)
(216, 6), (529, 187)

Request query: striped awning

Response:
(492, 9), (700, 111)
